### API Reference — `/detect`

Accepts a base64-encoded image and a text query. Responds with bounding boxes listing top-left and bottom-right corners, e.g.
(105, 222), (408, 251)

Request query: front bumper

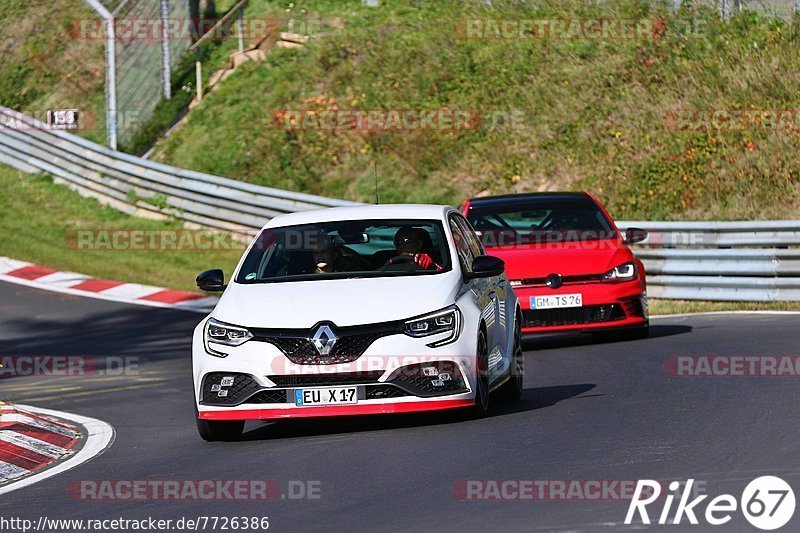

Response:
(192, 323), (478, 421)
(516, 279), (648, 334)
(199, 399), (474, 421)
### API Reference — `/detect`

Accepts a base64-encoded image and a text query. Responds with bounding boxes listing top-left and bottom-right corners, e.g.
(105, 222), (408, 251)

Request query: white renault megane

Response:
(192, 204), (522, 440)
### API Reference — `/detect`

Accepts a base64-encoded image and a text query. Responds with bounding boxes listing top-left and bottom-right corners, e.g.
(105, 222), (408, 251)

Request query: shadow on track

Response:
(230, 383), (597, 442)
(521, 324), (692, 351)
(0, 306), (198, 360)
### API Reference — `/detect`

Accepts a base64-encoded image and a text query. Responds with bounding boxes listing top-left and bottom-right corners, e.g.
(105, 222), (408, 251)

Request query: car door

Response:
(454, 214), (512, 377)
(448, 215), (503, 377)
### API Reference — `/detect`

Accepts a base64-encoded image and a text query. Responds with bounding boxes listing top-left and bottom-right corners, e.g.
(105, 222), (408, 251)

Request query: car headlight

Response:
(204, 318), (253, 357)
(601, 262), (638, 282)
(403, 305), (462, 347)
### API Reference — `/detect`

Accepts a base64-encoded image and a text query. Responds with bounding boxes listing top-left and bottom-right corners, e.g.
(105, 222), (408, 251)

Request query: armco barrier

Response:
(0, 106), (358, 233)
(616, 223), (800, 301)
(1, 107), (798, 301)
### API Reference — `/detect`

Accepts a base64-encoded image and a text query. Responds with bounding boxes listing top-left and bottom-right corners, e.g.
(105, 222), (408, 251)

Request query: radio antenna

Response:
(373, 161), (379, 204)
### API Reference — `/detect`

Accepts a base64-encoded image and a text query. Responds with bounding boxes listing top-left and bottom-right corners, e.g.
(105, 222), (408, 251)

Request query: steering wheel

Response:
(381, 254), (419, 271)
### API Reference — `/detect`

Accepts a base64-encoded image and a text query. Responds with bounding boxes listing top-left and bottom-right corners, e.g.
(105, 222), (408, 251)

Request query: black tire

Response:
(499, 320), (524, 402)
(468, 329), (490, 418)
(196, 407), (244, 442)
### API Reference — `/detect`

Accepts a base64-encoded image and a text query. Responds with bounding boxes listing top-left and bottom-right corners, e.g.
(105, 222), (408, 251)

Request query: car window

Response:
(466, 197), (617, 246)
(235, 219), (452, 283)
(449, 216), (475, 274)
(454, 215), (484, 257)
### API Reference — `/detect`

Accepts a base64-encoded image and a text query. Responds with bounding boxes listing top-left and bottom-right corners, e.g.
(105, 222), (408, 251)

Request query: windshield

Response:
(235, 219), (452, 283)
(466, 197), (617, 246)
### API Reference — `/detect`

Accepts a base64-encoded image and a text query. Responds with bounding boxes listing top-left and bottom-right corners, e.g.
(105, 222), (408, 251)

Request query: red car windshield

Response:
(466, 197), (617, 246)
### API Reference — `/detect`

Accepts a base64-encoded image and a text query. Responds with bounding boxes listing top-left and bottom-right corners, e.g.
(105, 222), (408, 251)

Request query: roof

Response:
(263, 204), (456, 229)
(466, 191), (590, 206)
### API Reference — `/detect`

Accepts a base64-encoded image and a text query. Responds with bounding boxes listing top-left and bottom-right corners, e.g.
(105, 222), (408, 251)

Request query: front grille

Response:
(251, 321), (402, 365)
(514, 274), (602, 287)
(201, 372), (261, 406)
(248, 389), (290, 404)
(387, 361), (468, 397)
(522, 304), (625, 328)
(268, 371), (384, 388)
(365, 384), (409, 399)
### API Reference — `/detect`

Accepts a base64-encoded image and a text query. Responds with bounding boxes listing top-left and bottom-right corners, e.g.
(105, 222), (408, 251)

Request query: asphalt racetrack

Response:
(1, 280), (798, 532)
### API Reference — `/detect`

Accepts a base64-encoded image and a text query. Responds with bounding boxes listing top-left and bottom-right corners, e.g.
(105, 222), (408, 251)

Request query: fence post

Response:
(237, 5), (245, 54)
(82, 0), (118, 150)
(160, 0), (172, 100)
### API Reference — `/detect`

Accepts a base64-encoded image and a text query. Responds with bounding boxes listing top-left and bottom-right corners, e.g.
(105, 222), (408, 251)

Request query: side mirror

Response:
(197, 268), (226, 292)
(465, 255), (505, 280)
(624, 227), (648, 244)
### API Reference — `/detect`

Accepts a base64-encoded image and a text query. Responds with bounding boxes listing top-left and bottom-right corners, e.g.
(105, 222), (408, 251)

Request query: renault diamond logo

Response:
(546, 273), (563, 289)
(311, 325), (338, 356)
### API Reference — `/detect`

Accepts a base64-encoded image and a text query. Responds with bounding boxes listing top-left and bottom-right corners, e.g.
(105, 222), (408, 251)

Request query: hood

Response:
(212, 273), (460, 328)
(487, 239), (634, 280)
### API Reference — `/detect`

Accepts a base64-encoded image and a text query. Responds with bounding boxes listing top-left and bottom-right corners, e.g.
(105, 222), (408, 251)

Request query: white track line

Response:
(0, 461), (29, 481)
(0, 273), (211, 313)
(0, 405), (115, 496)
(651, 310), (800, 319)
(0, 431), (66, 458)
(0, 414), (77, 437)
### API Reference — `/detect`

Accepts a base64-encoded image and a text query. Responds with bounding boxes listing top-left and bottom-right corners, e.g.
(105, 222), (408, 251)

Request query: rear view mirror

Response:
(465, 255), (505, 280)
(624, 227), (648, 244)
(197, 268), (226, 292)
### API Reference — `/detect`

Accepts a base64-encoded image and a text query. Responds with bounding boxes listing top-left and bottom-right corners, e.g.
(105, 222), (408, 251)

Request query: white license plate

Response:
(295, 386), (358, 406)
(530, 293), (583, 310)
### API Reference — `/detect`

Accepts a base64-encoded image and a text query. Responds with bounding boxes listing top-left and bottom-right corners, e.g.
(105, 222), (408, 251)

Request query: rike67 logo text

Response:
(625, 477), (795, 530)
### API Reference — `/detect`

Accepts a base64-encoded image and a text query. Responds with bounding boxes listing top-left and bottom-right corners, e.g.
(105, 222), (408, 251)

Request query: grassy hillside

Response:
(0, 0), (107, 143)
(152, 0), (800, 220)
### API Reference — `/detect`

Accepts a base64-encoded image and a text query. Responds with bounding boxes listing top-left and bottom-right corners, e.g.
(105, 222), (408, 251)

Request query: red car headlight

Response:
(601, 262), (637, 282)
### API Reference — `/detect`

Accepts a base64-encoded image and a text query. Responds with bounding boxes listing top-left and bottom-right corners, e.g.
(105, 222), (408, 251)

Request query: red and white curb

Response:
(0, 257), (218, 313)
(0, 402), (115, 495)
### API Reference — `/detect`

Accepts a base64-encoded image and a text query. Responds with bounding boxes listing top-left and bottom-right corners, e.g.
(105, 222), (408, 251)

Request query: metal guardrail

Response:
(1, 106), (798, 301)
(616, 223), (800, 301)
(0, 106), (358, 233)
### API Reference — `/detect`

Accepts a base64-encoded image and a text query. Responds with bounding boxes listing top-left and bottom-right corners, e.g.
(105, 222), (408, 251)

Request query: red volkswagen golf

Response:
(461, 192), (649, 339)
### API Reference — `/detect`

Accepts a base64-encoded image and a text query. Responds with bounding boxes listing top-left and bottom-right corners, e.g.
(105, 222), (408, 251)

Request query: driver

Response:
(310, 231), (343, 273)
(386, 227), (442, 271)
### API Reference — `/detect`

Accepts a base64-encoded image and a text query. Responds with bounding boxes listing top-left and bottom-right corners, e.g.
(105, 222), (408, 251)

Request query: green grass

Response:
(650, 299), (800, 315)
(0, 166), (242, 292)
(1, 163), (797, 314)
(0, 0), (107, 142)
(151, 0), (800, 220)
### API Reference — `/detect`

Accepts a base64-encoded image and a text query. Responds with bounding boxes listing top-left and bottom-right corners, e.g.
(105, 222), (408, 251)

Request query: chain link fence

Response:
(81, 0), (218, 149)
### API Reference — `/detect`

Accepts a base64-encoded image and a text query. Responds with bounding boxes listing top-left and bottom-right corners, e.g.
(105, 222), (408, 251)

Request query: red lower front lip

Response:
(517, 280), (647, 334)
(198, 399), (474, 421)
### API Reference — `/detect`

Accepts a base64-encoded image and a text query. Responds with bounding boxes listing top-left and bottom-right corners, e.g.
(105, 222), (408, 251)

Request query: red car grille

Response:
(513, 274), (603, 287)
(522, 304), (625, 328)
